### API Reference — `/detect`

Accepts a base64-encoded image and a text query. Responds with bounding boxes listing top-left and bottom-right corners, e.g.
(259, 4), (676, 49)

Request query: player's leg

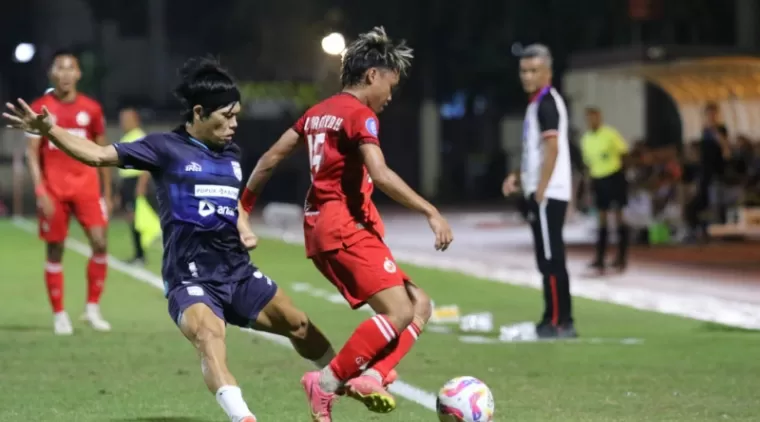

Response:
(75, 196), (111, 331)
(590, 177), (610, 271)
(359, 279), (432, 385)
(120, 177), (145, 264)
(232, 270), (335, 365)
(171, 286), (257, 422)
(610, 172), (629, 270)
(39, 198), (72, 335)
(528, 196), (556, 336)
(309, 241), (426, 414)
(250, 287), (335, 366)
(545, 198), (576, 337)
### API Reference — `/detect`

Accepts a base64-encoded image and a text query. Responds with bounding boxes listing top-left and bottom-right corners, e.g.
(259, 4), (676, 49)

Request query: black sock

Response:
(617, 224), (629, 264)
(131, 224), (144, 259)
(594, 227), (608, 264)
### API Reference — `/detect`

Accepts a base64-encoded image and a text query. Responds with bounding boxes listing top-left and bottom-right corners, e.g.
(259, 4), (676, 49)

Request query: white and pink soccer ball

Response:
(436, 376), (495, 422)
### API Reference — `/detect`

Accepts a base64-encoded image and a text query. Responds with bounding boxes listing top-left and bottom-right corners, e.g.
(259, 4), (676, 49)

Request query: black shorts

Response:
(591, 170), (628, 211)
(119, 177), (139, 212)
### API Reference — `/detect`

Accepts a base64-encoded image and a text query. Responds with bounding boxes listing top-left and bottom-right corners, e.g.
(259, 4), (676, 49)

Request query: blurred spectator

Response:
(685, 103), (731, 241)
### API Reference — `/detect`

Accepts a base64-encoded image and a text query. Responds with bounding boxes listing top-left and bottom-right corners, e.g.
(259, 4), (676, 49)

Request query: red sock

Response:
(370, 322), (422, 378)
(328, 315), (399, 381)
(87, 254), (108, 304)
(45, 261), (64, 313)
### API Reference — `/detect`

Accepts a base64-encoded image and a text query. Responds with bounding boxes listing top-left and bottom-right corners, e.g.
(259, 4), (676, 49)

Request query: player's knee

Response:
(185, 314), (225, 350)
(412, 289), (433, 324)
(386, 302), (415, 333)
(285, 309), (310, 340)
(46, 243), (64, 262)
(90, 237), (108, 254)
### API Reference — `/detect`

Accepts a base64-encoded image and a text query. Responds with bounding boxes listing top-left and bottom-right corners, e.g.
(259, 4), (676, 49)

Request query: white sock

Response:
(215, 385), (253, 421)
(312, 346), (336, 368)
(318, 366), (341, 393)
(363, 368), (384, 384)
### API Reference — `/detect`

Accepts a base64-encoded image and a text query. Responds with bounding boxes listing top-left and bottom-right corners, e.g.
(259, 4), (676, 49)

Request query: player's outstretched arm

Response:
(240, 128), (301, 213)
(4, 99), (119, 167)
(360, 143), (435, 215)
(360, 143), (453, 250)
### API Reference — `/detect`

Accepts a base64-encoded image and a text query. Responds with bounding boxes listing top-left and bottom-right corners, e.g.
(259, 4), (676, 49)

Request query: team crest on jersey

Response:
(383, 257), (397, 273)
(365, 117), (378, 137)
(231, 161), (242, 181)
(76, 111), (90, 126)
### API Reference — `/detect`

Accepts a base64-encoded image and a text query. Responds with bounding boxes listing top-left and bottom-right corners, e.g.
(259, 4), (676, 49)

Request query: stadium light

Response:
(14, 43), (35, 63)
(321, 32), (346, 56)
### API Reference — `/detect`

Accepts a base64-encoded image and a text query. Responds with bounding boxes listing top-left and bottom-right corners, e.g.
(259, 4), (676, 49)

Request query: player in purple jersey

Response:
(4, 56), (337, 422)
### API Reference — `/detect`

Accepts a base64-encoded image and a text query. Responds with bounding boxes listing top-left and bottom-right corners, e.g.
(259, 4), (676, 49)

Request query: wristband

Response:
(240, 187), (257, 213)
(35, 185), (47, 197)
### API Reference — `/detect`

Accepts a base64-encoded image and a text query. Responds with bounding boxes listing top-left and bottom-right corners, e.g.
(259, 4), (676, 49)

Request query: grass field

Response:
(1, 219), (760, 421)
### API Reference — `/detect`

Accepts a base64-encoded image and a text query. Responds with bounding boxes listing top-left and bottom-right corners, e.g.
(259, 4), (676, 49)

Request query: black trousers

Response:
(527, 196), (573, 325)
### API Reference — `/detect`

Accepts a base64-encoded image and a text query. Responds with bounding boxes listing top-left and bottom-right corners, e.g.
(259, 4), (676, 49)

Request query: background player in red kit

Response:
(239, 27), (453, 421)
(26, 50), (112, 335)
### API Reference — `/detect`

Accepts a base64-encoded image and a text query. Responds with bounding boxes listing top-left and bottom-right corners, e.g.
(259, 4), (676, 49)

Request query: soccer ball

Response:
(436, 376), (495, 422)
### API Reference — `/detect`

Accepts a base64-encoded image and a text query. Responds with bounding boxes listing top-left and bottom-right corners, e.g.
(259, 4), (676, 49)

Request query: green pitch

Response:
(0, 219), (758, 421)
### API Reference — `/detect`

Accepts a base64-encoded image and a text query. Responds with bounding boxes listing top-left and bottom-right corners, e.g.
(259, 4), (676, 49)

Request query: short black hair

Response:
(705, 102), (719, 112)
(173, 56), (239, 122)
(50, 48), (78, 67)
(585, 106), (601, 115)
(340, 26), (414, 87)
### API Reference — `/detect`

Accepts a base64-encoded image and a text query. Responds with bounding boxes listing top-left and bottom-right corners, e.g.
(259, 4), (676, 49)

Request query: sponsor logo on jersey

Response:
(383, 257), (397, 273)
(194, 184), (239, 200)
(76, 111), (90, 126)
(185, 162), (202, 172)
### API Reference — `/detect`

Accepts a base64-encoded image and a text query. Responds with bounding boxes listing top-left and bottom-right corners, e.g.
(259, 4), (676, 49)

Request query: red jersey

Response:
(30, 93), (106, 199)
(293, 93), (385, 257)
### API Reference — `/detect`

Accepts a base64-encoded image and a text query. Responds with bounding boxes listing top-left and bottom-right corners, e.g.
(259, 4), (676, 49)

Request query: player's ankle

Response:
(318, 366), (341, 393)
(362, 368), (384, 384)
(215, 385), (253, 420)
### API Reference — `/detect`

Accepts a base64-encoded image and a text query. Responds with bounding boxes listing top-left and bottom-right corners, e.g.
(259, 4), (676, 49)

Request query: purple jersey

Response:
(113, 127), (254, 292)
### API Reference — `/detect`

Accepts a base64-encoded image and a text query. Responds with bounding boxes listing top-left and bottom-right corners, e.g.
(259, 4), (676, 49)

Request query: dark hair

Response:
(340, 26), (414, 87)
(585, 106), (601, 115)
(50, 49), (78, 67)
(173, 56), (240, 122)
(705, 102), (719, 112)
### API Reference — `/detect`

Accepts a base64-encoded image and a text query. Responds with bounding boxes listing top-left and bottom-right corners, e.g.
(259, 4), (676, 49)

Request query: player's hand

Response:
(239, 228), (259, 250)
(502, 174), (519, 197)
(427, 212), (453, 251)
(3, 99), (53, 135)
(37, 194), (55, 219)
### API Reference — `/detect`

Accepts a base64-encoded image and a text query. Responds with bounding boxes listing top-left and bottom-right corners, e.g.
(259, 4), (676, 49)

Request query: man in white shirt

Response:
(502, 44), (576, 338)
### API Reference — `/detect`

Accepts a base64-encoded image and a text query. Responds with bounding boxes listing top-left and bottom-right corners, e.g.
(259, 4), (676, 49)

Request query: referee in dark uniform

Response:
(117, 108), (150, 265)
(580, 107), (630, 272)
(502, 44), (576, 338)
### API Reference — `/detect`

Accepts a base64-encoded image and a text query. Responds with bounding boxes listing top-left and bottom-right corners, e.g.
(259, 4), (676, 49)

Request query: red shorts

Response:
(39, 194), (107, 243)
(310, 236), (412, 309)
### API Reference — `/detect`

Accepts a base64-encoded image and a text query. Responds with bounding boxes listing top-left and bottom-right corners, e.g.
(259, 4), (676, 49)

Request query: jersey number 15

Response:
(306, 133), (326, 181)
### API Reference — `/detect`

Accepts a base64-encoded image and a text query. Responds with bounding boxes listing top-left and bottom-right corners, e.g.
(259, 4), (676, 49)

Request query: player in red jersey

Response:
(239, 27), (453, 421)
(26, 50), (112, 335)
